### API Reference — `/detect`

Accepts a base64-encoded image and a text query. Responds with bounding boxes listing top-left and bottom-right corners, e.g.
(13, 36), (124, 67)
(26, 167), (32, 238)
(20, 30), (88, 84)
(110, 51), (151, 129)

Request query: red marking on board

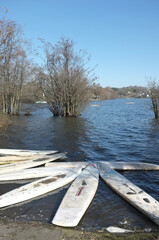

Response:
(76, 186), (84, 196)
(88, 163), (96, 168)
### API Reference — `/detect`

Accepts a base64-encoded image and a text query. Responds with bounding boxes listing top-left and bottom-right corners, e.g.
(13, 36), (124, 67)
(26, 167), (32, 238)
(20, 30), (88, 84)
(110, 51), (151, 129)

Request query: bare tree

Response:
(90, 83), (117, 100)
(38, 37), (96, 117)
(148, 79), (159, 119)
(0, 19), (30, 114)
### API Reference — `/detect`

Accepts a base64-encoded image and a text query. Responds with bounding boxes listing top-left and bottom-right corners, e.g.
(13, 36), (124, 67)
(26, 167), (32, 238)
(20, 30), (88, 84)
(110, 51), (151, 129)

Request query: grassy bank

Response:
(0, 218), (158, 240)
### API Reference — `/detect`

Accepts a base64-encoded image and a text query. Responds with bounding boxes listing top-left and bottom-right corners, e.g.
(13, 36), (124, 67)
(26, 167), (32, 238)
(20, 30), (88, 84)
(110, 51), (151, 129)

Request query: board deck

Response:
(0, 153), (65, 173)
(98, 163), (159, 226)
(3, 161), (158, 181)
(45, 162), (88, 168)
(0, 167), (82, 208)
(0, 153), (64, 165)
(46, 161), (159, 171)
(52, 163), (99, 227)
(0, 167), (75, 181)
(0, 149), (58, 156)
(100, 161), (159, 171)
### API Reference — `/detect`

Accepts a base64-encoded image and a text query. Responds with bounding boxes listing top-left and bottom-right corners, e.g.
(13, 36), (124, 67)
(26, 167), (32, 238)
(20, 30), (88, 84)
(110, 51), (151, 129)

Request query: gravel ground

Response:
(0, 218), (158, 240)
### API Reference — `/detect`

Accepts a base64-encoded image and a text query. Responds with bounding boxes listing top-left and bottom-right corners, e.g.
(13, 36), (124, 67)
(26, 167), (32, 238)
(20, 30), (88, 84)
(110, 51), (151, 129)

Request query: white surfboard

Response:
(0, 153), (65, 165)
(101, 161), (159, 171)
(52, 163), (99, 227)
(45, 162), (88, 168)
(46, 161), (159, 171)
(0, 167), (82, 208)
(0, 153), (66, 174)
(106, 226), (133, 233)
(99, 163), (159, 226)
(0, 167), (78, 181)
(0, 149), (57, 156)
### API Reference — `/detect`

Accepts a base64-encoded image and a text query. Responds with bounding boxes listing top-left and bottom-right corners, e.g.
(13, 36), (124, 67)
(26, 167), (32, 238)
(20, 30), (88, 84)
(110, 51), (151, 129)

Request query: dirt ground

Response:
(0, 218), (158, 240)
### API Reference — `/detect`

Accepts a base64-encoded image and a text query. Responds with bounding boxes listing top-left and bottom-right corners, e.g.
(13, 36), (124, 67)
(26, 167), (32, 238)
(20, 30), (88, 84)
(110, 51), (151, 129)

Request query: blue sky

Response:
(1, 0), (159, 88)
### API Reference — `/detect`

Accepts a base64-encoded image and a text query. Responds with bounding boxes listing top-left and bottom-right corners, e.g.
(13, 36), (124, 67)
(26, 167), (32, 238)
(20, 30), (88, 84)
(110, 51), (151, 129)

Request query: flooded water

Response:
(0, 98), (159, 231)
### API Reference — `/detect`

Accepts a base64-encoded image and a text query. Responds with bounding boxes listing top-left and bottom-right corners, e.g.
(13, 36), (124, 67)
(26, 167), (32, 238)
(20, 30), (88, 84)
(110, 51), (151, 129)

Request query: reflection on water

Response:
(0, 99), (159, 231)
(1, 104), (90, 161)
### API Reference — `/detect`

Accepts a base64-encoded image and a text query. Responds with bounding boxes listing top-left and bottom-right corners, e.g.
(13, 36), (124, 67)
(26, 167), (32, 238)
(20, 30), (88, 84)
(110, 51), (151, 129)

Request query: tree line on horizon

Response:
(21, 82), (149, 103)
(0, 18), (159, 118)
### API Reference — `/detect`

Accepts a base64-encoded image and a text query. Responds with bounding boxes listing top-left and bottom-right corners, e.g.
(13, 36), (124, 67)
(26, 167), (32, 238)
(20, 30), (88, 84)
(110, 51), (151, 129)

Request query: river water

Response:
(0, 98), (159, 231)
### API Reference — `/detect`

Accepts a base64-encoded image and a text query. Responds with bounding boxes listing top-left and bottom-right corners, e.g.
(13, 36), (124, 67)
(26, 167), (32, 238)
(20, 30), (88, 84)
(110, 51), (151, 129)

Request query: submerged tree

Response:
(148, 79), (159, 119)
(38, 37), (96, 117)
(0, 19), (30, 114)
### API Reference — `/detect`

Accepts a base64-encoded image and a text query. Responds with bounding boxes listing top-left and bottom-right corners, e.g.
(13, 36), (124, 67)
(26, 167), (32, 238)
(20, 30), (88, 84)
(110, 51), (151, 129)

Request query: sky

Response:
(0, 0), (159, 88)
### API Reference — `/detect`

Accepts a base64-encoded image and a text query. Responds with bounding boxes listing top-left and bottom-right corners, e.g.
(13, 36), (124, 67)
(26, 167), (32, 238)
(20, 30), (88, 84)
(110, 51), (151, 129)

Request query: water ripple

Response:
(0, 99), (159, 230)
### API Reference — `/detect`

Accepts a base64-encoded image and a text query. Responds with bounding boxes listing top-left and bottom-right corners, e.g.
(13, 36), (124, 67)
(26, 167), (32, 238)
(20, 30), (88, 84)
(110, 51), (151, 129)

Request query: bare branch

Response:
(147, 77), (159, 119)
(37, 37), (96, 116)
